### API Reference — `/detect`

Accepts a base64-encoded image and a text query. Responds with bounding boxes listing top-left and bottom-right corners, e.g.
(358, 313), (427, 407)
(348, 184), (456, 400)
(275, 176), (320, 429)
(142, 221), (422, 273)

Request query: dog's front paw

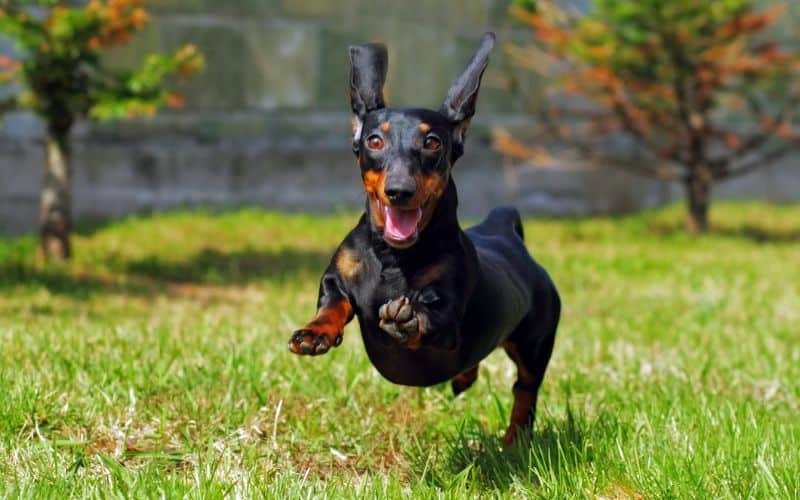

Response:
(288, 326), (342, 356)
(378, 296), (425, 349)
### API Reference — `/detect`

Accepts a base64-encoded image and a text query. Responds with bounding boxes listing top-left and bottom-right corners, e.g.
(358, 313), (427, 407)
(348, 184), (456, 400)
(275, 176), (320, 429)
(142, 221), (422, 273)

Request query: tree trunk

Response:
(685, 168), (711, 234)
(40, 128), (72, 260)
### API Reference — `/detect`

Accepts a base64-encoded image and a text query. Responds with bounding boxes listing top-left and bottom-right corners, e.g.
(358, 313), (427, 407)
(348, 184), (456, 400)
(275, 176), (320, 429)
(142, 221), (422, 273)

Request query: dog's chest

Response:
(377, 265), (407, 294)
(357, 264), (406, 314)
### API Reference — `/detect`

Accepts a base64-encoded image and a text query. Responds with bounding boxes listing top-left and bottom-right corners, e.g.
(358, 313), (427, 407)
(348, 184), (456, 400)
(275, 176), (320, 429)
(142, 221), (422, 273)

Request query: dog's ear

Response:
(349, 43), (388, 152)
(439, 32), (495, 162)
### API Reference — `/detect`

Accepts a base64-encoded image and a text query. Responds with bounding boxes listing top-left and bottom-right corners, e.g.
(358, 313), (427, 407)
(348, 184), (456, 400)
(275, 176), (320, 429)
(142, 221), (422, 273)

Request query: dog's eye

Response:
(366, 135), (385, 151)
(423, 136), (441, 151)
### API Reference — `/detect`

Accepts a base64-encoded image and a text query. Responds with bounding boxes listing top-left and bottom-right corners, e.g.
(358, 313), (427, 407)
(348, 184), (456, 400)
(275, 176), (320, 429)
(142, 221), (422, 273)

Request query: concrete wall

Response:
(1, 0), (798, 234)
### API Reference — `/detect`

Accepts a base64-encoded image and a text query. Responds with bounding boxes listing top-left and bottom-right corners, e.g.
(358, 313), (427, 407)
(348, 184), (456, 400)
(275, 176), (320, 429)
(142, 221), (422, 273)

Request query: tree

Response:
(0, 0), (203, 259)
(506, 0), (799, 233)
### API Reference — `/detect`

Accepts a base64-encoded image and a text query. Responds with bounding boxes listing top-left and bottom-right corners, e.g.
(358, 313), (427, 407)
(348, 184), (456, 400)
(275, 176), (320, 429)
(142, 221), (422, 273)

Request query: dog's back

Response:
(458, 207), (560, 368)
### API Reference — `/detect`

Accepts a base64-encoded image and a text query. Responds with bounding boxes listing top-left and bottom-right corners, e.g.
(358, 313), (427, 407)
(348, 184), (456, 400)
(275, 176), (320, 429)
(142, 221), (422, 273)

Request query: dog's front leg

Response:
(289, 269), (353, 356)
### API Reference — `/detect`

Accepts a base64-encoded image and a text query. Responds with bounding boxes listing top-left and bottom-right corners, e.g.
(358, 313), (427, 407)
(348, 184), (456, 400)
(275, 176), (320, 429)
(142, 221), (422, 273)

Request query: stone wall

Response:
(1, 0), (798, 234)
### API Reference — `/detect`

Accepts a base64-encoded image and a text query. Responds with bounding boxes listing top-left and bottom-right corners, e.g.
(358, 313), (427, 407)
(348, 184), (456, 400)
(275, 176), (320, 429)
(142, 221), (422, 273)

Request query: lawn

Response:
(0, 203), (798, 498)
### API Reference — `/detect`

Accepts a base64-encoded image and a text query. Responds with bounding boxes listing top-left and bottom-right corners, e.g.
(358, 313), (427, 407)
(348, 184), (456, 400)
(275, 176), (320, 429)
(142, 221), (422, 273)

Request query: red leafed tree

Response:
(506, 0), (800, 233)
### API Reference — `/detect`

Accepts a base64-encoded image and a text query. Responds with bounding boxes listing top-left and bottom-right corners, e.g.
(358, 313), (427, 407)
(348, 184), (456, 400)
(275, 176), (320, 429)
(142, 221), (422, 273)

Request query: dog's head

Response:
(349, 33), (495, 249)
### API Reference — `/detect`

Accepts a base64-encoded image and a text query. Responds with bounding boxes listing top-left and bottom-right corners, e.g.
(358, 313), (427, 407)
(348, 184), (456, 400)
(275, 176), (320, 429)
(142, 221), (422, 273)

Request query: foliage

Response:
(0, 205), (799, 496)
(504, 0), (800, 231)
(0, 0), (203, 127)
(1, 0), (203, 261)
(512, 0), (539, 13)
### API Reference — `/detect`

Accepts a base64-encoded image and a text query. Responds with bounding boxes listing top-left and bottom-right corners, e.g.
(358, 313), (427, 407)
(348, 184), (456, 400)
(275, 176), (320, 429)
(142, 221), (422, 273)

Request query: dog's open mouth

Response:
(378, 199), (423, 248)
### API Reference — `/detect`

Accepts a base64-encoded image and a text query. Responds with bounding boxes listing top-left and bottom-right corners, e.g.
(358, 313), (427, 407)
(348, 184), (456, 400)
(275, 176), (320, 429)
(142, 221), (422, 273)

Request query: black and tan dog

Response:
(288, 32), (561, 445)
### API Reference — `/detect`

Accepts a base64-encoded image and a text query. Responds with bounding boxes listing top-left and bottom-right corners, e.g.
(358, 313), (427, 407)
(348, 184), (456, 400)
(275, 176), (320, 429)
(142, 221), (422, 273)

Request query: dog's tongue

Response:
(384, 206), (422, 241)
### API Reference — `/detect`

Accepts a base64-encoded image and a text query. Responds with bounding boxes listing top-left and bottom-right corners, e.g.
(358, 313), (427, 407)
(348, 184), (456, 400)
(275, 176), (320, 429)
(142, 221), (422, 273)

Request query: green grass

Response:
(1, 202), (798, 498)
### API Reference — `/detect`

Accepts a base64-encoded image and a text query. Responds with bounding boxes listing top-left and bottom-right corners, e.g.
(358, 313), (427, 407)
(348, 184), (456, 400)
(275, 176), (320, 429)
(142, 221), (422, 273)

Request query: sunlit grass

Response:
(1, 202), (798, 498)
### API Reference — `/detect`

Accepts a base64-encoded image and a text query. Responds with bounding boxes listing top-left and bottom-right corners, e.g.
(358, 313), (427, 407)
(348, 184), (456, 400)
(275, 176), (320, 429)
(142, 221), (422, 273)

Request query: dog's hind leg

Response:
(502, 287), (560, 446)
(451, 364), (480, 396)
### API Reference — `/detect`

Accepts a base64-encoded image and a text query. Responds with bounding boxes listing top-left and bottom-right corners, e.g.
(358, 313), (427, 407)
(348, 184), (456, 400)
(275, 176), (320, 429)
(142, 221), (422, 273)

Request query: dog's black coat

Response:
(289, 33), (561, 443)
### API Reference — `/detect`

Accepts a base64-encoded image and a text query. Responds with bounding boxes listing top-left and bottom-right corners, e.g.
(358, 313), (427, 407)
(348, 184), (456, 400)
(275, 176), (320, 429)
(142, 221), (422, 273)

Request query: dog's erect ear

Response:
(440, 32), (495, 123)
(439, 32), (495, 161)
(349, 43), (388, 151)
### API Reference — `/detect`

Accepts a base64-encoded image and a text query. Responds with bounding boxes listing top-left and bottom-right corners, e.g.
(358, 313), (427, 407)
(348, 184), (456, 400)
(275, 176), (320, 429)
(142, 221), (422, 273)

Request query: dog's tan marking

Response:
(424, 172), (446, 198)
(380, 121), (391, 133)
(419, 122), (431, 134)
(363, 169), (384, 195)
(412, 262), (447, 288)
(452, 365), (479, 392)
(411, 171), (447, 232)
(336, 248), (362, 281)
(502, 341), (538, 445)
(304, 299), (353, 338)
(363, 170), (387, 229)
(405, 311), (426, 350)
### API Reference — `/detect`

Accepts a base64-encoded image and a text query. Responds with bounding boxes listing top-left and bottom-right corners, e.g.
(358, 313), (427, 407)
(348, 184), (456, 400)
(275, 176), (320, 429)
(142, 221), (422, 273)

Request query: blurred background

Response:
(2, 0), (797, 237)
(1, 3), (799, 495)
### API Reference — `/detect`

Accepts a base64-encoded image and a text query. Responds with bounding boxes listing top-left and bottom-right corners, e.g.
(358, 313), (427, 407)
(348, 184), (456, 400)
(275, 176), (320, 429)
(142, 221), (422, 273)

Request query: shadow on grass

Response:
(650, 221), (800, 243)
(714, 224), (800, 243)
(414, 407), (604, 493)
(71, 214), (133, 238)
(0, 262), (154, 299)
(116, 247), (329, 285)
(0, 247), (330, 298)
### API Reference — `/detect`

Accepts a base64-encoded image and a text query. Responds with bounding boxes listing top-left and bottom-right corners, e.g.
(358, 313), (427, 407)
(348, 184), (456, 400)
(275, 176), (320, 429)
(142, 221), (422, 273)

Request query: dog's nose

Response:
(384, 178), (416, 204)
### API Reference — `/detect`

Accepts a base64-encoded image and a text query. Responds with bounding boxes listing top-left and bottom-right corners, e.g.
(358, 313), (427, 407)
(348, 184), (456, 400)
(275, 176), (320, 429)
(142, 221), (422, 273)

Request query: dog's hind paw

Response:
(288, 327), (343, 356)
(378, 296), (425, 349)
